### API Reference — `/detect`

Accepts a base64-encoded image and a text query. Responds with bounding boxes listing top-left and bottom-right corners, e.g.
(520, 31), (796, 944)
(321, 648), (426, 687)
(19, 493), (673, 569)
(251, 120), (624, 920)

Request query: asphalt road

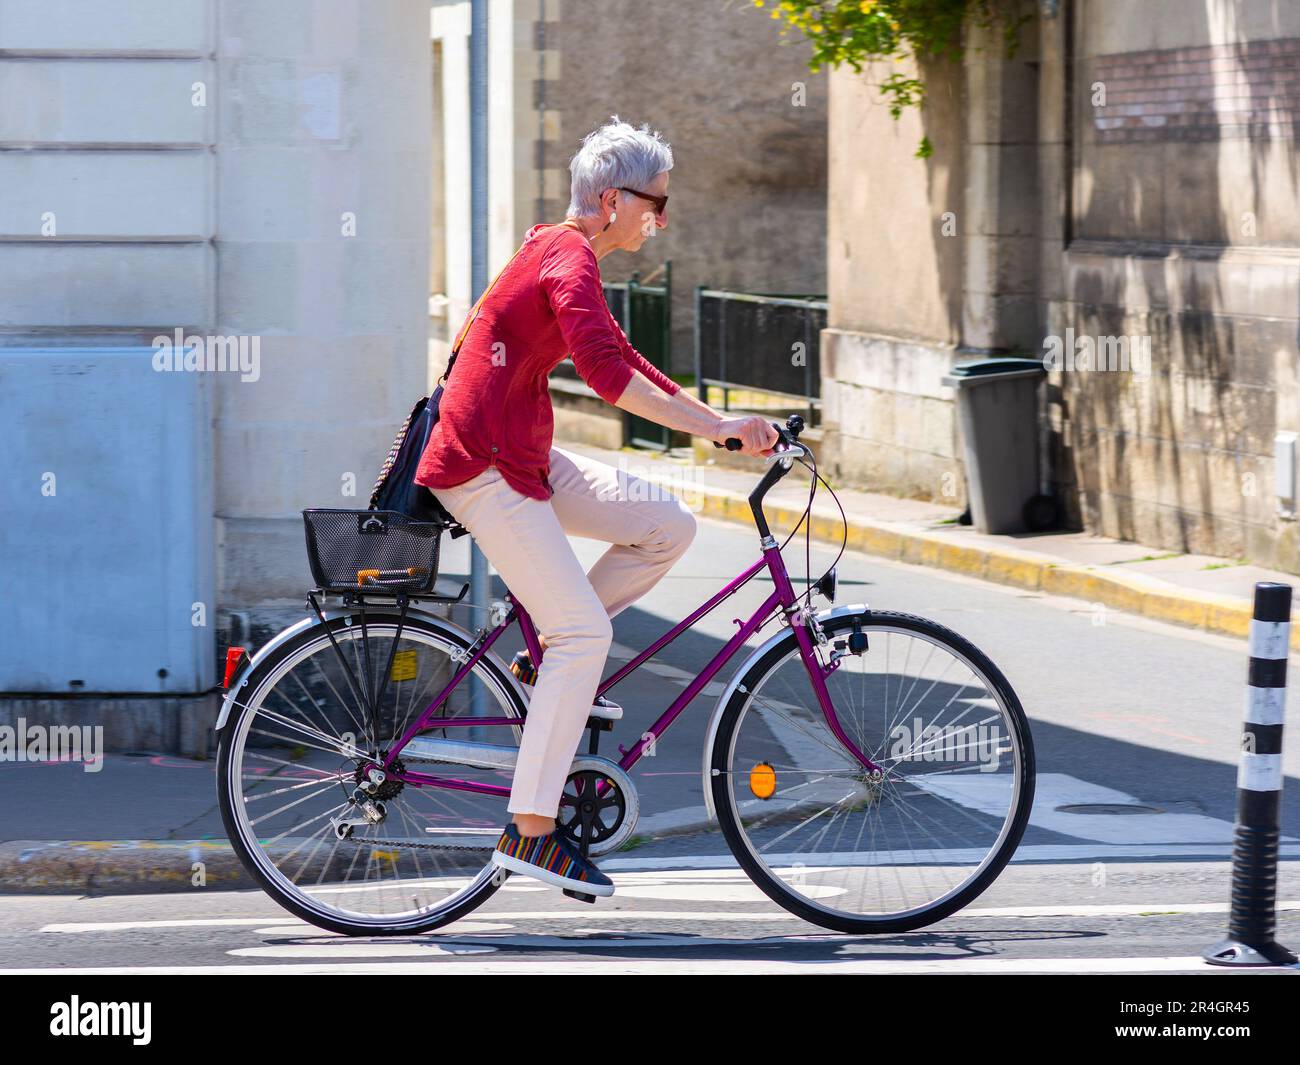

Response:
(3, 507), (1300, 974)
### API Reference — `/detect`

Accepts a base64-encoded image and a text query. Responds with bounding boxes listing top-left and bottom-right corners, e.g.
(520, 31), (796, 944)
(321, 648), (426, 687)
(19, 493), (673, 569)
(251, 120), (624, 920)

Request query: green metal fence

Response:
(693, 287), (826, 426)
(603, 261), (672, 450)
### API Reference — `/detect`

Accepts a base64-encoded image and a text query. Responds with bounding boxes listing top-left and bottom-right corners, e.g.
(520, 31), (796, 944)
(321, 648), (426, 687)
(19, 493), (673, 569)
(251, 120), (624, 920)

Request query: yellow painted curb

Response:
(669, 475), (1296, 650)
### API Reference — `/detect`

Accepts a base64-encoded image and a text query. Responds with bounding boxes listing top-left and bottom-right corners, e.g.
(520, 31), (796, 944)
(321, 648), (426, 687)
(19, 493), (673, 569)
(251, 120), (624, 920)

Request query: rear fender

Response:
(216, 604), (488, 731)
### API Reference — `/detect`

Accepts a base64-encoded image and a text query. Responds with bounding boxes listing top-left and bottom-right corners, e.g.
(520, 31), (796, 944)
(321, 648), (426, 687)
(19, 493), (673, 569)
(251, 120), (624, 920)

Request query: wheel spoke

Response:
(716, 615), (1031, 930)
(220, 619), (526, 933)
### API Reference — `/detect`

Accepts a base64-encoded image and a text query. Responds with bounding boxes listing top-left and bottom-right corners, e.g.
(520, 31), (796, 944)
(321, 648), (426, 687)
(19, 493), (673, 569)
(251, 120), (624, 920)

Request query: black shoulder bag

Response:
(367, 246), (529, 528)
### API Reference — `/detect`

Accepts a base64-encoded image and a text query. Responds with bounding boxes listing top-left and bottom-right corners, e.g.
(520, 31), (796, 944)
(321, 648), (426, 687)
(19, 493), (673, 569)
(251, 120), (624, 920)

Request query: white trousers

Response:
(429, 446), (697, 817)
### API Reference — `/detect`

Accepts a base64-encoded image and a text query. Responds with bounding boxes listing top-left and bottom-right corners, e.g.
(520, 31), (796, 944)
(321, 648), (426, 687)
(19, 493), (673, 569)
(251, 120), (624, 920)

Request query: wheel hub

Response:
(859, 768), (888, 805)
(354, 758), (406, 801)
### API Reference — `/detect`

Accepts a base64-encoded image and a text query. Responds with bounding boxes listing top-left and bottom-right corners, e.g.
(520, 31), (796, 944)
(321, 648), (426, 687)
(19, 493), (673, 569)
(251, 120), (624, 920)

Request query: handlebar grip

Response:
(712, 438), (744, 451)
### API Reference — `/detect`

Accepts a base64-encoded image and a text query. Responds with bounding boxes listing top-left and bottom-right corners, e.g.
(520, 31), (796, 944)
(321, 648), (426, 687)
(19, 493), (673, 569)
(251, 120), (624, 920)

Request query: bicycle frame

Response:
(380, 526), (881, 798)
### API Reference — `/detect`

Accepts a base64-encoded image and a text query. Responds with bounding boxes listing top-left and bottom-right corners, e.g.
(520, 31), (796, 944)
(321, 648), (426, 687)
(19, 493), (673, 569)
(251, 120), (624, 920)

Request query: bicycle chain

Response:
(339, 836), (494, 853)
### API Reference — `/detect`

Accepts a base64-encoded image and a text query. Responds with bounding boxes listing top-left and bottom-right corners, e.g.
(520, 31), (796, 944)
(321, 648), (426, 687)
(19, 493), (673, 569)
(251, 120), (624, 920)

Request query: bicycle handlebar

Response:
(707, 415), (809, 541)
(713, 414), (803, 454)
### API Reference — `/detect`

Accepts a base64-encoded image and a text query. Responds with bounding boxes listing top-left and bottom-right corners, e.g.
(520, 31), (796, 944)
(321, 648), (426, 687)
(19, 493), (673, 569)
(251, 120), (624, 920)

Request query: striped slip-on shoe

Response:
(490, 823), (615, 898)
(509, 650), (623, 721)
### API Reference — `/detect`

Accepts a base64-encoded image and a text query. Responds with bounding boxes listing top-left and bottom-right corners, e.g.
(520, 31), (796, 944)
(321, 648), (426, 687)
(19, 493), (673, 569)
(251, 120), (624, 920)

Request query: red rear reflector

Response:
(223, 647), (248, 690)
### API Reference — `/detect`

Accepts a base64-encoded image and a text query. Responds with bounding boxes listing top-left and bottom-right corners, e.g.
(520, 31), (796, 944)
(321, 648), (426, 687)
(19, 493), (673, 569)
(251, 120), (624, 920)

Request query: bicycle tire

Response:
(710, 608), (1035, 934)
(217, 612), (524, 936)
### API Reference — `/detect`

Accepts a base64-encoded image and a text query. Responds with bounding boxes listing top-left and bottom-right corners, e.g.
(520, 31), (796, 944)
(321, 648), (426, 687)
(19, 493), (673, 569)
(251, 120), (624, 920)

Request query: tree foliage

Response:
(754, 0), (1031, 157)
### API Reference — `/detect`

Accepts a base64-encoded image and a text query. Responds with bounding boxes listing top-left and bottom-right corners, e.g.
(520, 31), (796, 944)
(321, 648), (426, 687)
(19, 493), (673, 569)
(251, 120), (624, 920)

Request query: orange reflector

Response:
(749, 762), (776, 800)
(357, 566), (429, 585)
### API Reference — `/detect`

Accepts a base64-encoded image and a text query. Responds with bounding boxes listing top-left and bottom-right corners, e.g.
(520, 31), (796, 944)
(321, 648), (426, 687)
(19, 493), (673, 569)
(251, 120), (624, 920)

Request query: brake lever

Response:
(764, 443), (806, 465)
(714, 438), (803, 463)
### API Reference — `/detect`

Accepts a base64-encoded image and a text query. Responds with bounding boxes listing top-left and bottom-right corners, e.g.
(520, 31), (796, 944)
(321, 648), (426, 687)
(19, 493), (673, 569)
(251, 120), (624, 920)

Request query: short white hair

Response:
(566, 116), (674, 220)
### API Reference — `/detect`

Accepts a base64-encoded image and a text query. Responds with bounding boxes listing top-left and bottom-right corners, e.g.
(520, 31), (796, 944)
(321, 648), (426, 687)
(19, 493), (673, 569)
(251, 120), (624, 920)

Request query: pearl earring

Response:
(609, 211), (617, 223)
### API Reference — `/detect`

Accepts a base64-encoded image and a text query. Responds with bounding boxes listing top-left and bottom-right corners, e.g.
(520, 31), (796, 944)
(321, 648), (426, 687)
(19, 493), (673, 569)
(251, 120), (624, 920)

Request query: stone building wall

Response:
(542, 0), (829, 375)
(1049, 1), (1300, 567)
(824, 0), (1300, 571)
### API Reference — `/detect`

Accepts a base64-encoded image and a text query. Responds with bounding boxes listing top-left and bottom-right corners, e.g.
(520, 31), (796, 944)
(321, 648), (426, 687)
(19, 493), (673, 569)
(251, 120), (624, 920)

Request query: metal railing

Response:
(693, 287), (826, 425)
(604, 262), (672, 450)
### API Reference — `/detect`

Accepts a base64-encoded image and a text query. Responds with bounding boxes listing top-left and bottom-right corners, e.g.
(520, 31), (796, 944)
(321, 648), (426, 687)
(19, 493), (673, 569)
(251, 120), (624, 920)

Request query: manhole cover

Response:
(1056, 803), (1163, 815)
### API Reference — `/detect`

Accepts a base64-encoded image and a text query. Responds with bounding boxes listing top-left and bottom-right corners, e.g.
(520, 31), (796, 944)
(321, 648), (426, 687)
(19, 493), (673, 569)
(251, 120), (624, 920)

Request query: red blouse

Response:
(415, 222), (681, 500)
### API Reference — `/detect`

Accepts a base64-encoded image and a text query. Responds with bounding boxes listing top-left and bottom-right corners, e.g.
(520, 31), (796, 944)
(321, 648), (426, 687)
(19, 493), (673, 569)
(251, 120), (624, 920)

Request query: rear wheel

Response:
(711, 609), (1034, 934)
(217, 613), (525, 936)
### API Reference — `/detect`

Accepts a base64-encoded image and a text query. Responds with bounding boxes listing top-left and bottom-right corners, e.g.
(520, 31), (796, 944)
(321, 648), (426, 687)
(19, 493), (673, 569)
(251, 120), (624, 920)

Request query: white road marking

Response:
(961, 901), (1300, 918)
(253, 921), (514, 935)
(39, 912), (799, 934)
(1, 956), (1272, 975)
(909, 772), (1295, 846)
(229, 944), (498, 958)
(458, 910), (797, 920)
(603, 842), (1300, 869)
(611, 881), (846, 902)
(405, 900), (1300, 919)
(41, 917), (290, 933)
(38, 898), (1300, 937)
(608, 641), (727, 695)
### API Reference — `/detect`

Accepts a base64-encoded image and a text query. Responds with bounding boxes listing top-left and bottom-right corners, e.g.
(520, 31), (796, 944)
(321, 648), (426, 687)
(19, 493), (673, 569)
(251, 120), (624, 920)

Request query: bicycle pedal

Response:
(562, 888), (597, 904)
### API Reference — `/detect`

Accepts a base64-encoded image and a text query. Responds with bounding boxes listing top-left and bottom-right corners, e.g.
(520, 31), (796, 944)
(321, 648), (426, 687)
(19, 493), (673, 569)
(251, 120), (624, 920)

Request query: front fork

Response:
(786, 604), (883, 776)
(760, 533), (882, 775)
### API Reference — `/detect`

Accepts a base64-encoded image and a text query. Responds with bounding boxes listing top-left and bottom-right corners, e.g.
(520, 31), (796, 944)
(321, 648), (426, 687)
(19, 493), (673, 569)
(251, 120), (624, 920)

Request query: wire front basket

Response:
(303, 509), (444, 595)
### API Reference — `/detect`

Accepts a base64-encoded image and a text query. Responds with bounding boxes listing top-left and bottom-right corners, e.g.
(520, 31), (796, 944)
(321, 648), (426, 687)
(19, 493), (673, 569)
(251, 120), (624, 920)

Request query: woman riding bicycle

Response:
(415, 117), (778, 896)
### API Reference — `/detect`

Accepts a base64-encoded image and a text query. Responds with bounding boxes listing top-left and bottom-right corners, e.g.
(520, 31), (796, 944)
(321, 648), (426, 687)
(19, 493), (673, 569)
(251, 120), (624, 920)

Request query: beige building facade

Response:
(823, 0), (1300, 572)
(1, 0), (433, 745)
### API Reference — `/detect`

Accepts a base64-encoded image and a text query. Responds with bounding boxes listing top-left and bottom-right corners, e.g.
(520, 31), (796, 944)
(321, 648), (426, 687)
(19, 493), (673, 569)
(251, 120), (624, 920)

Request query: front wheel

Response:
(710, 609), (1035, 934)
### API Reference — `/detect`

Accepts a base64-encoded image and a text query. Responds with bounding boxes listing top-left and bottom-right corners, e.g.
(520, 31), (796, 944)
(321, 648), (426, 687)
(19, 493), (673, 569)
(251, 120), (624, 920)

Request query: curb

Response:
(0, 840), (255, 895)
(669, 479), (1289, 650)
(0, 816), (725, 894)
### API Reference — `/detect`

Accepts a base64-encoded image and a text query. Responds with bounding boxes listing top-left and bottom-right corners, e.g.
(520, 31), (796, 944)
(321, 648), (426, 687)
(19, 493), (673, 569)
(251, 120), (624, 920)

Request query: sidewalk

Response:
(560, 440), (1300, 649)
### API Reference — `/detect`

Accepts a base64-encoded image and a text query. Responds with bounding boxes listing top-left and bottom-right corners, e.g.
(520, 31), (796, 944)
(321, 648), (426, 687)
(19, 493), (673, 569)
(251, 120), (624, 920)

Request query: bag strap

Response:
(439, 219), (586, 384)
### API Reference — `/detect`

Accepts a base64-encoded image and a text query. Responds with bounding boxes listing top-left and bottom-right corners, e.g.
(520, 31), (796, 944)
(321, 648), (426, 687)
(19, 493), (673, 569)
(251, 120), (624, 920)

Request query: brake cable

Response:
(770, 438), (849, 615)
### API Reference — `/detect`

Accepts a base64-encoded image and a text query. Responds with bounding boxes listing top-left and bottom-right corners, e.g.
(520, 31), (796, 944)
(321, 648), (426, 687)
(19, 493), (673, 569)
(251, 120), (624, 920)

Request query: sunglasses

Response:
(617, 186), (669, 216)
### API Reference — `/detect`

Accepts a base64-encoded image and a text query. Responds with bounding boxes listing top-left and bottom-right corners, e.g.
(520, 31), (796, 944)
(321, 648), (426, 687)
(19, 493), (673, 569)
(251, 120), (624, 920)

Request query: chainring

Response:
(554, 757), (640, 857)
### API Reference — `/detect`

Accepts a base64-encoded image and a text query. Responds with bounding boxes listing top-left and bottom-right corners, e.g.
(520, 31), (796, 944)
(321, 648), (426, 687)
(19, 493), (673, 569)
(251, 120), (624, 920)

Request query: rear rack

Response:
(307, 578), (471, 606)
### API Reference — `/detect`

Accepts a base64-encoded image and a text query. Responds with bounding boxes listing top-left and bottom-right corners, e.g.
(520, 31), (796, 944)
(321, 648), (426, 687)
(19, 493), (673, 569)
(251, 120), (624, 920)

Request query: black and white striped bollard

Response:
(1204, 582), (1297, 967)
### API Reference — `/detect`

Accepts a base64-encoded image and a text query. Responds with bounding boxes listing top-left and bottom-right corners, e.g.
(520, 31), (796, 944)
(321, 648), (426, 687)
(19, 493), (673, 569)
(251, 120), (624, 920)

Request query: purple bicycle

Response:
(217, 415), (1035, 935)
